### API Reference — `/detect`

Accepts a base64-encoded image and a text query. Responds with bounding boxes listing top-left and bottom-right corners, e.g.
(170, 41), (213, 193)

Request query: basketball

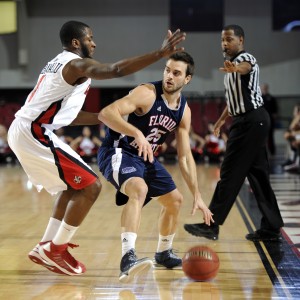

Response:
(182, 245), (219, 281)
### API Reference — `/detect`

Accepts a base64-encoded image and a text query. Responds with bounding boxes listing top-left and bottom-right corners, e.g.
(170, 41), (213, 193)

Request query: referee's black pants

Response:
(209, 107), (284, 231)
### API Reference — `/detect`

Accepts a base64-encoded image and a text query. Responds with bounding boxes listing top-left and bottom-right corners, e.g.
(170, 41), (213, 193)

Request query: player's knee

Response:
(125, 179), (148, 204)
(128, 184), (148, 206)
(88, 179), (102, 202)
(95, 178), (102, 193)
(166, 192), (183, 212)
(173, 193), (183, 210)
(136, 185), (148, 203)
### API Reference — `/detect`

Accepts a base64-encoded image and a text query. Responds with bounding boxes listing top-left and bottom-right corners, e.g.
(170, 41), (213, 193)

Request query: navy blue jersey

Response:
(101, 80), (187, 154)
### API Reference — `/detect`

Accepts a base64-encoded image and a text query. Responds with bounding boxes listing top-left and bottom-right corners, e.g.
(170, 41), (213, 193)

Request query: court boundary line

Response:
(236, 195), (291, 299)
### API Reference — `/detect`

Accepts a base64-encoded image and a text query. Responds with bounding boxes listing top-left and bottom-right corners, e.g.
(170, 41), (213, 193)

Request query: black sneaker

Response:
(154, 249), (182, 269)
(184, 223), (219, 240)
(119, 249), (153, 283)
(245, 229), (282, 242)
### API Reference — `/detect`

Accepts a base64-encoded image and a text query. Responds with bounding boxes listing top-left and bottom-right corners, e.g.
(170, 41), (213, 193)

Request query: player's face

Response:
(79, 28), (96, 58)
(221, 29), (243, 58)
(163, 59), (191, 95)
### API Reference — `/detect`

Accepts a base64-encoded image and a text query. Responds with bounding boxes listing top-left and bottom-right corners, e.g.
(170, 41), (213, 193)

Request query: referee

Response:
(184, 24), (284, 241)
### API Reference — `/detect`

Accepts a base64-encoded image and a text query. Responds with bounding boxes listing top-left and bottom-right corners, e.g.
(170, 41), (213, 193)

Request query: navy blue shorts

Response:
(98, 147), (176, 199)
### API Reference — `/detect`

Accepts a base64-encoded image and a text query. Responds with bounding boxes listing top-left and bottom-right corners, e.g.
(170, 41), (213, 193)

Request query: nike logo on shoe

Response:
(38, 242), (86, 276)
(64, 260), (83, 274)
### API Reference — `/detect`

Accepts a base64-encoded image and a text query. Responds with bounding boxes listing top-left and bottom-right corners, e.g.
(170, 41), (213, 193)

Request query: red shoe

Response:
(39, 242), (86, 276)
(28, 242), (64, 274)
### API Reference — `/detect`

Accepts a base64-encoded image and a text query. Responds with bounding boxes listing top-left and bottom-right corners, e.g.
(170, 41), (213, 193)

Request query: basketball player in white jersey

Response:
(7, 20), (186, 276)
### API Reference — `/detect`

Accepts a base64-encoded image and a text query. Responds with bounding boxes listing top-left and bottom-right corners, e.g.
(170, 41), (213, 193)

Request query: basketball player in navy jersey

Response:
(97, 52), (214, 283)
(8, 20), (187, 276)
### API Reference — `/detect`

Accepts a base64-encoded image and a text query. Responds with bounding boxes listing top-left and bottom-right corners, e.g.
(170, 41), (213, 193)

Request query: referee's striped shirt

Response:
(224, 50), (264, 116)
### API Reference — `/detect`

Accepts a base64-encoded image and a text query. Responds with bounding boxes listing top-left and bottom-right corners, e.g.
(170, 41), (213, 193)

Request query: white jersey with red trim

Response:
(15, 50), (91, 130)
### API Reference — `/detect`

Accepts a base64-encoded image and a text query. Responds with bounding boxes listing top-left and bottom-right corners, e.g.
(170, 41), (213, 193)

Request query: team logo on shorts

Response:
(121, 167), (137, 174)
(74, 176), (82, 184)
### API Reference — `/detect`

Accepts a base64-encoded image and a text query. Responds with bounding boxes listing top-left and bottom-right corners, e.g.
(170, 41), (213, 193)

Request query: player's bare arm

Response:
(219, 60), (251, 74)
(70, 110), (100, 126)
(176, 106), (214, 224)
(176, 107), (199, 193)
(98, 84), (156, 162)
(63, 29), (186, 84)
(213, 106), (229, 137)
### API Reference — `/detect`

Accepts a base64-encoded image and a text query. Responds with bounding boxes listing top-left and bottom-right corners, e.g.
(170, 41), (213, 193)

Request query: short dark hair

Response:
(223, 24), (245, 38)
(169, 51), (195, 77)
(59, 20), (90, 47)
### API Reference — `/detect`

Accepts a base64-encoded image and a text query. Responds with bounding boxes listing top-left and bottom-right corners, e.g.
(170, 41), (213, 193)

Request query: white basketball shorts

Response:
(8, 117), (98, 195)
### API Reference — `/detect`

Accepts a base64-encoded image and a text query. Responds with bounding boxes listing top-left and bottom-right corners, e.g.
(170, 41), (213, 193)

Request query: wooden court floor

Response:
(0, 156), (299, 299)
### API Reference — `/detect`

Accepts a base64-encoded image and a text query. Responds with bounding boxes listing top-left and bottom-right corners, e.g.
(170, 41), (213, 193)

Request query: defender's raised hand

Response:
(159, 29), (186, 57)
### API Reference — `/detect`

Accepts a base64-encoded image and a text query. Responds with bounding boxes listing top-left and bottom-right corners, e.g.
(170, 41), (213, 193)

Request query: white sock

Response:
(40, 217), (62, 242)
(156, 234), (175, 253)
(52, 220), (78, 245)
(121, 232), (137, 257)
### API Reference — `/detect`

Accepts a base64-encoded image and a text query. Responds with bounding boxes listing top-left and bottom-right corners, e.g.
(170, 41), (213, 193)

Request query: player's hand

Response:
(213, 120), (225, 137)
(191, 196), (214, 226)
(219, 60), (238, 73)
(159, 29), (186, 57)
(135, 135), (154, 163)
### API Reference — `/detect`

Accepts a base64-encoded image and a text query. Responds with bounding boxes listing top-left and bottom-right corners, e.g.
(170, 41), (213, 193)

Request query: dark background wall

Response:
(0, 0), (300, 96)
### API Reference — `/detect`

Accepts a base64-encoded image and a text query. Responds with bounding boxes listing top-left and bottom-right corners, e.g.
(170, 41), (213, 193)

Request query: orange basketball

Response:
(182, 245), (219, 281)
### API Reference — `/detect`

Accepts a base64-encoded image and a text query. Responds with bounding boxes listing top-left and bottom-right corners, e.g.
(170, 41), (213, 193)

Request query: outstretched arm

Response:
(64, 29), (186, 83)
(219, 60), (251, 75)
(176, 106), (214, 225)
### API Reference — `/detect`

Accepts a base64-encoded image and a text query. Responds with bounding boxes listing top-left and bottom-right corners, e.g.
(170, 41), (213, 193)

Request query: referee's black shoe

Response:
(245, 229), (282, 242)
(184, 223), (219, 240)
